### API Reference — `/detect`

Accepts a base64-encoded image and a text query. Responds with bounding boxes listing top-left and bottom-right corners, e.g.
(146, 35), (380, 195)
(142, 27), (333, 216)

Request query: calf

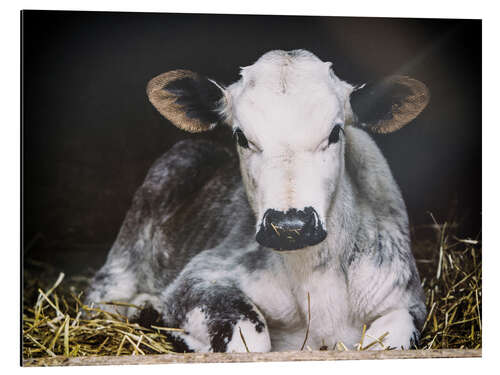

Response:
(86, 50), (429, 352)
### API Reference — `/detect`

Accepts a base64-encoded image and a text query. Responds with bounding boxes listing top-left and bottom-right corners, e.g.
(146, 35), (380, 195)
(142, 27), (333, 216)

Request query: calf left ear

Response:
(349, 75), (430, 134)
(146, 70), (225, 133)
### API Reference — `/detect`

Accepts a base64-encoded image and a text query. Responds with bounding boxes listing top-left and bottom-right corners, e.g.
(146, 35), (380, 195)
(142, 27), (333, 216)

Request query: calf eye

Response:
(328, 124), (344, 145)
(233, 128), (249, 149)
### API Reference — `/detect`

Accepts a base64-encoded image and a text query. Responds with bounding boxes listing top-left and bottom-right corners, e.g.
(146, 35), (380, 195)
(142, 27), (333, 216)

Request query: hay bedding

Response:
(22, 223), (481, 360)
(413, 223), (482, 349)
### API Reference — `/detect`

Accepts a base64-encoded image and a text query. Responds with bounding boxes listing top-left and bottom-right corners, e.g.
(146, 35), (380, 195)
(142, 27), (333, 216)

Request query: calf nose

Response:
(256, 207), (327, 251)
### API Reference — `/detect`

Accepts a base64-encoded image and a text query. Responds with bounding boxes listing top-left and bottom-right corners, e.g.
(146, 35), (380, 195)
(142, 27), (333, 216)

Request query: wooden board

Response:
(23, 349), (481, 367)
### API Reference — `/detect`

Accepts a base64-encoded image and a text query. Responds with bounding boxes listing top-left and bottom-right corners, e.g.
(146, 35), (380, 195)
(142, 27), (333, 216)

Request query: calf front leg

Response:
(364, 309), (420, 350)
(161, 282), (272, 353)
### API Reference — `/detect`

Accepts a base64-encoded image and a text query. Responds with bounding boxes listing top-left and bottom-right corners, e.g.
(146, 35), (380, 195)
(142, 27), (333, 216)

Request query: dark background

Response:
(22, 11), (481, 273)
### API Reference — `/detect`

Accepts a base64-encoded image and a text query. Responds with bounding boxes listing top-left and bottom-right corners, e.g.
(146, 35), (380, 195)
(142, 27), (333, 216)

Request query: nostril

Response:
(304, 207), (320, 228)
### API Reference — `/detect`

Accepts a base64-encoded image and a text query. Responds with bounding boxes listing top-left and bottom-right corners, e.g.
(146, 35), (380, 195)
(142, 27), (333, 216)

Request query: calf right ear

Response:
(146, 70), (225, 133)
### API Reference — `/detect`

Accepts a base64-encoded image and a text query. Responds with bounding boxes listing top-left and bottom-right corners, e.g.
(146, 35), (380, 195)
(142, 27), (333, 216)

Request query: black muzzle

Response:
(256, 206), (327, 251)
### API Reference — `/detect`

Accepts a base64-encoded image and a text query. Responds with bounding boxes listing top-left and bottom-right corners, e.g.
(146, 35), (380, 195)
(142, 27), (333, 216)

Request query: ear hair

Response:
(208, 78), (233, 125)
(146, 70), (225, 133)
(350, 75), (430, 134)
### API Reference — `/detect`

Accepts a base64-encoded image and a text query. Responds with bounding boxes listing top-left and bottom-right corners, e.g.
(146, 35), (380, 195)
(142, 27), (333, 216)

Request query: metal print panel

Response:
(22, 10), (481, 365)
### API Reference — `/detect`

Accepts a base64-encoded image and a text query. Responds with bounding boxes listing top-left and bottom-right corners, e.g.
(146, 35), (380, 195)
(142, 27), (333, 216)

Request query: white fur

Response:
(226, 319), (272, 353)
(364, 309), (417, 350)
(240, 249), (366, 351)
(225, 50), (351, 225)
(182, 308), (210, 345)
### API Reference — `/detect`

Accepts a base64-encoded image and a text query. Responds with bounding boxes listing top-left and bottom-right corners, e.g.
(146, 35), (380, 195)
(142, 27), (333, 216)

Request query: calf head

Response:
(147, 50), (429, 251)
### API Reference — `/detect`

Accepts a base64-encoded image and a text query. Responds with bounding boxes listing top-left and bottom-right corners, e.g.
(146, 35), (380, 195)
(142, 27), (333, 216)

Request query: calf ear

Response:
(146, 70), (224, 133)
(349, 75), (430, 134)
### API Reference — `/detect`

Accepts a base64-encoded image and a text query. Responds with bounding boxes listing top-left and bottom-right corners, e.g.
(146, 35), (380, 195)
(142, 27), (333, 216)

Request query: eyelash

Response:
(233, 128), (250, 149)
(328, 124), (344, 145)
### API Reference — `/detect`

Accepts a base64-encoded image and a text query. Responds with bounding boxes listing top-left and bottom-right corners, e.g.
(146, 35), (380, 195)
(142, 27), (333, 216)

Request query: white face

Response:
(224, 50), (354, 240)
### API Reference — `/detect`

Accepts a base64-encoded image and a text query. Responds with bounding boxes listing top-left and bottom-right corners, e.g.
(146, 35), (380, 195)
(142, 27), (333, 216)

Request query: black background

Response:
(22, 11), (481, 271)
